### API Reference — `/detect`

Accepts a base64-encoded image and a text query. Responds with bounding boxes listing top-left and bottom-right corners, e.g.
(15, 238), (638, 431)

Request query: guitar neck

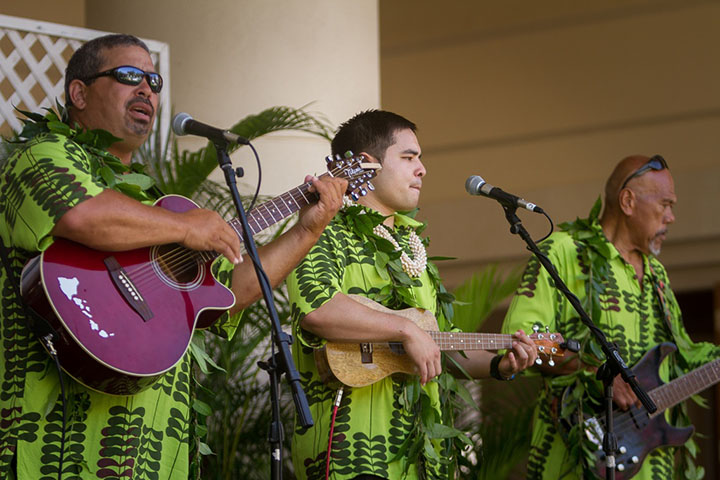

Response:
(427, 331), (514, 352)
(198, 181), (318, 264)
(649, 358), (720, 417)
(234, 182), (318, 237)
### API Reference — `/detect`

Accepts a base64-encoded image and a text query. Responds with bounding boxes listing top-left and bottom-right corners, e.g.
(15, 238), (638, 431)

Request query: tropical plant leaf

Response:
(452, 264), (523, 333)
(135, 105), (334, 203)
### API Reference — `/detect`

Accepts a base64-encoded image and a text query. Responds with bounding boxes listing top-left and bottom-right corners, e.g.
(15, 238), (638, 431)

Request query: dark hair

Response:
(331, 110), (417, 162)
(64, 34), (150, 107)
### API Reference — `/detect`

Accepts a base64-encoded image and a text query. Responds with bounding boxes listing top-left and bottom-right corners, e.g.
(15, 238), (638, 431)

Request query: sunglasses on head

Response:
(620, 155), (669, 190)
(84, 65), (163, 93)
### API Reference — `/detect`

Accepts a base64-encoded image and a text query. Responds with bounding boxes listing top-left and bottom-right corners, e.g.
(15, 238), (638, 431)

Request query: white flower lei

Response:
(372, 223), (427, 278)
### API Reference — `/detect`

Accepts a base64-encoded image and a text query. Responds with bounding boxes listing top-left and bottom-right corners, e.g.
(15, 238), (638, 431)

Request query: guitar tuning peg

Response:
(358, 188), (367, 197)
(545, 325), (550, 333)
(325, 155), (333, 164)
(548, 358), (555, 367)
(343, 150), (354, 159)
(367, 182), (375, 191)
(532, 325), (540, 334)
(535, 358), (543, 365)
(350, 191), (360, 201)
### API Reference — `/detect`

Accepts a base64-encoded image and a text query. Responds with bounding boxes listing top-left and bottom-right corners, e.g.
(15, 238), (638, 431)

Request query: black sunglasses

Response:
(84, 65), (163, 93)
(620, 155), (669, 190)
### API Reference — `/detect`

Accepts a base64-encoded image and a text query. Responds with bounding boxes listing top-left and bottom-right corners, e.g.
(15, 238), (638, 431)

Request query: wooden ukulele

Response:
(565, 342), (720, 479)
(315, 295), (565, 387)
(21, 154), (379, 395)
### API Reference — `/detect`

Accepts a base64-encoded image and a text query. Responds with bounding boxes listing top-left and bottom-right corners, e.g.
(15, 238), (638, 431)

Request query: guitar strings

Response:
(121, 163), (364, 290)
(124, 179), (321, 287)
(590, 364), (716, 441)
(588, 360), (720, 441)
(427, 331), (515, 351)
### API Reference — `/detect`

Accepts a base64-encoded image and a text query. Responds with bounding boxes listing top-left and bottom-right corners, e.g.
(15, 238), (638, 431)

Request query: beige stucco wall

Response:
(2, 0), (380, 195)
(84, 0), (380, 195)
(5, 1), (717, 293)
(380, 0), (720, 292)
(1, 0), (85, 27)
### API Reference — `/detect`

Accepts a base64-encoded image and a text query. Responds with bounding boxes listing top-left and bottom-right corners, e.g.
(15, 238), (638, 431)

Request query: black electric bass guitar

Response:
(566, 342), (720, 479)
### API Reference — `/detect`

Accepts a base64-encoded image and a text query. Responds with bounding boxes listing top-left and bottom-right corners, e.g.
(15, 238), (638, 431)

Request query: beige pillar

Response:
(85, 0), (380, 195)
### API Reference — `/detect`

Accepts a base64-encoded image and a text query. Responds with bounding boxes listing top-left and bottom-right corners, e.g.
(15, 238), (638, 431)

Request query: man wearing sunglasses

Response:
(502, 155), (720, 479)
(0, 34), (346, 479)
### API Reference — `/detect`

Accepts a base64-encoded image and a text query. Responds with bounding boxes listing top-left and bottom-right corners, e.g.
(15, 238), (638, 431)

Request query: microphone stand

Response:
(213, 140), (313, 480)
(500, 205), (656, 480)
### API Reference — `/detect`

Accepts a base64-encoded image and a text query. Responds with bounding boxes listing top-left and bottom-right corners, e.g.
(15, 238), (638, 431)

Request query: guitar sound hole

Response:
(155, 244), (201, 284)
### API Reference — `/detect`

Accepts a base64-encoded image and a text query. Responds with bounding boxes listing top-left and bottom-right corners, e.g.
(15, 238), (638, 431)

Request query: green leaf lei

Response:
(342, 204), (475, 477)
(554, 197), (702, 479)
(12, 104), (160, 200)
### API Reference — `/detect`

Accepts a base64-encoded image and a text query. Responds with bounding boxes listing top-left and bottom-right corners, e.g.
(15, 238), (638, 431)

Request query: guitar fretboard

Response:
(235, 183), (318, 237)
(649, 358), (720, 418)
(196, 181), (319, 264)
(428, 331), (514, 351)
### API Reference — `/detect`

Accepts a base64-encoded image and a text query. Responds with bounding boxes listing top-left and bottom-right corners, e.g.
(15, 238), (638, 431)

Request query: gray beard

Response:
(649, 241), (662, 257)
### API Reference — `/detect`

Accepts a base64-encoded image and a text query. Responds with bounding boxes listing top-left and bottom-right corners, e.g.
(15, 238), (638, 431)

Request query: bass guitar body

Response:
(576, 343), (694, 479)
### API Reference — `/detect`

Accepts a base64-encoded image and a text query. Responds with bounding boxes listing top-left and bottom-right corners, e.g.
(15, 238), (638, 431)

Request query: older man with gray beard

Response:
(502, 155), (720, 479)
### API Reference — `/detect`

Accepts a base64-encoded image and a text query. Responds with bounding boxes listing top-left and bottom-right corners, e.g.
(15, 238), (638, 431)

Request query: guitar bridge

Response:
(360, 343), (373, 363)
(104, 256), (154, 322)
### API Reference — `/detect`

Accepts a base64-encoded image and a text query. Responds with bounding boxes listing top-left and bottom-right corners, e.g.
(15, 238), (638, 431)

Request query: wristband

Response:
(490, 354), (514, 381)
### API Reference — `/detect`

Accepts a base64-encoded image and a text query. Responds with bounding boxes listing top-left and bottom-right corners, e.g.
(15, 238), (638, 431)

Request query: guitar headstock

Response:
(326, 151), (382, 201)
(529, 325), (567, 367)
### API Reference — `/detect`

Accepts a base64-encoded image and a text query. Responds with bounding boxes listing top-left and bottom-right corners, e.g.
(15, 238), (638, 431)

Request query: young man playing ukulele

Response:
(287, 110), (538, 480)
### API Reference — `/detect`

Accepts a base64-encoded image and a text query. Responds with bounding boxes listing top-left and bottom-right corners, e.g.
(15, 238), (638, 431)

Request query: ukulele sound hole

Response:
(153, 244), (204, 288)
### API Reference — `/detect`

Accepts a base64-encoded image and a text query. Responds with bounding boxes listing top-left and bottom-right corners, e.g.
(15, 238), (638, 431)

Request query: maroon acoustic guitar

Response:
(20, 154), (379, 395)
(567, 342), (720, 479)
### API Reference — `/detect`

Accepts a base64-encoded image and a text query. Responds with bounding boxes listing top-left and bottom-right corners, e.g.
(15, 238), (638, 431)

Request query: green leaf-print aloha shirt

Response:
(0, 132), (239, 479)
(287, 208), (452, 480)
(502, 206), (720, 480)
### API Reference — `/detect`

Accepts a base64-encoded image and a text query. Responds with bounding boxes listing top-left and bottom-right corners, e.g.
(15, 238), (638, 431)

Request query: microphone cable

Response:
(325, 386), (344, 480)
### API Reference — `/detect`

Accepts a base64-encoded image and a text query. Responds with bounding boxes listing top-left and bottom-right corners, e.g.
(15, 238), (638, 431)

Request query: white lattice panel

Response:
(0, 14), (170, 140)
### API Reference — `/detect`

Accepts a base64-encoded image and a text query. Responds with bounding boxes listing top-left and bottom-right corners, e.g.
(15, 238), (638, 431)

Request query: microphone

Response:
(465, 175), (544, 214)
(172, 112), (250, 145)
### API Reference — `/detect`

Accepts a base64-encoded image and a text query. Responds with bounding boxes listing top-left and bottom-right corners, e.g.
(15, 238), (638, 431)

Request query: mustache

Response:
(654, 228), (668, 238)
(126, 96), (155, 116)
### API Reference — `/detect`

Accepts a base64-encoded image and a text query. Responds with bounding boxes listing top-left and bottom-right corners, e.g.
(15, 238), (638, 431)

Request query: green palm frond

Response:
(452, 264), (523, 333)
(469, 378), (540, 479)
(136, 105), (334, 201)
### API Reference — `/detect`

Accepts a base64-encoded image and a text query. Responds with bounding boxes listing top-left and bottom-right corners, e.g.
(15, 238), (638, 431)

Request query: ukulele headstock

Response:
(325, 151), (381, 201)
(530, 324), (567, 367)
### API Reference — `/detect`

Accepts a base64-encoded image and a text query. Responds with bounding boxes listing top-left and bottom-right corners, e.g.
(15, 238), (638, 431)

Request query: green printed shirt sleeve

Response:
(650, 259), (720, 370)
(1, 133), (106, 252)
(502, 232), (578, 339)
(207, 257), (244, 340)
(287, 218), (347, 348)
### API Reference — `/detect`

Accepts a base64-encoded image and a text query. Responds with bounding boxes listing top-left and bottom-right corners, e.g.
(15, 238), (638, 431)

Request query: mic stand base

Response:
(258, 348), (285, 480)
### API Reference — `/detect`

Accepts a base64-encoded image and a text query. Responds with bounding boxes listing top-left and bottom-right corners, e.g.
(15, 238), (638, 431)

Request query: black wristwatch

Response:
(490, 354), (515, 381)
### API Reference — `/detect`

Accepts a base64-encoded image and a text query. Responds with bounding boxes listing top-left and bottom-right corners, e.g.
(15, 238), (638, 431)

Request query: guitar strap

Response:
(647, 262), (689, 353)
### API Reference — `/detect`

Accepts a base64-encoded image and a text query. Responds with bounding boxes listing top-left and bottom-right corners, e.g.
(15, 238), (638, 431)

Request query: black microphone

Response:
(465, 175), (544, 214)
(172, 112), (250, 145)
